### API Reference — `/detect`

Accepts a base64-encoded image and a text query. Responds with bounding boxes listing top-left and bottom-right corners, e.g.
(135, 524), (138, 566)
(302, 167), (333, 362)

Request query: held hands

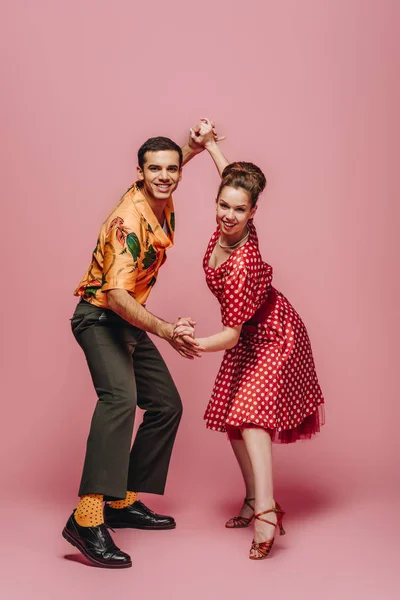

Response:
(170, 317), (205, 360)
(189, 118), (226, 151)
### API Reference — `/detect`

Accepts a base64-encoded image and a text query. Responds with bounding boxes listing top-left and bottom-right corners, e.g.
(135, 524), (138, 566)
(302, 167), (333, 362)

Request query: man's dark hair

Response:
(138, 137), (183, 169)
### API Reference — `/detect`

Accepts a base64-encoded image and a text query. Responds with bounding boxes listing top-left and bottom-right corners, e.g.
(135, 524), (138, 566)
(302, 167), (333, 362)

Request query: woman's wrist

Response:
(196, 337), (209, 351)
(204, 139), (219, 152)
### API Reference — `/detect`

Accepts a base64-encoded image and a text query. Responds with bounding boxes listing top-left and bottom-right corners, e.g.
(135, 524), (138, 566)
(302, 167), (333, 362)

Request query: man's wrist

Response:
(187, 142), (204, 155)
(181, 142), (204, 166)
(157, 321), (173, 341)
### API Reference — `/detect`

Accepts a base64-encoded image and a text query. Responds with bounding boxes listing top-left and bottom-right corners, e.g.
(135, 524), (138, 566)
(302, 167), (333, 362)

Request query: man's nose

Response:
(159, 169), (170, 181)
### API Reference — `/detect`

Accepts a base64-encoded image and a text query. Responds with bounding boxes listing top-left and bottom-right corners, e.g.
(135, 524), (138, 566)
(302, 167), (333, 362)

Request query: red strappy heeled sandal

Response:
(249, 504), (286, 560)
(225, 497), (255, 528)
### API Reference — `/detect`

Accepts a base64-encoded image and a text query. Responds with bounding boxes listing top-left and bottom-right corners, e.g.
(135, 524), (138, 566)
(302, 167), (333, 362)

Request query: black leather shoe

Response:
(104, 500), (176, 530)
(62, 512), (132, 568)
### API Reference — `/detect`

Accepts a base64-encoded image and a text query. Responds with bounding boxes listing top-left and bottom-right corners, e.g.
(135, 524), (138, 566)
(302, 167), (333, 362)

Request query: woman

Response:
(175, 127), (324, 560)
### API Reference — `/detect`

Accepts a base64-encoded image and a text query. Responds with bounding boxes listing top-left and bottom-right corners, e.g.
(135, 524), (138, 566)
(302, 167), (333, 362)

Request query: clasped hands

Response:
(169, 317), (204, 360)
(189, 117), (225, 150)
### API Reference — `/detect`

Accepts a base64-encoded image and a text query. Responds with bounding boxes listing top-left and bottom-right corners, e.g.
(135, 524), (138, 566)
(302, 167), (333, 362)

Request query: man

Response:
(62, 121), (218, 568)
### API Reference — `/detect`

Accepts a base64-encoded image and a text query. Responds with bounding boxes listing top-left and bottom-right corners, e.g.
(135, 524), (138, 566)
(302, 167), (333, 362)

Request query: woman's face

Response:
(216, 185), (256, 237)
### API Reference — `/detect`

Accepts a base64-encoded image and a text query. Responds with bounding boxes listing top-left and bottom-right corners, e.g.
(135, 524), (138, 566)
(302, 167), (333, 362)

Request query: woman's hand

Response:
(189, 118), (225, 150)
(169, 333), (204, 359)
(167, 317), (204, 359)
(173, 316), (196, 339)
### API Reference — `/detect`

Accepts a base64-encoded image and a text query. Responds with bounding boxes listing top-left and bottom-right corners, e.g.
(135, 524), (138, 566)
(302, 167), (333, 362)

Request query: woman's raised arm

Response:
(190, 118), (229, 177)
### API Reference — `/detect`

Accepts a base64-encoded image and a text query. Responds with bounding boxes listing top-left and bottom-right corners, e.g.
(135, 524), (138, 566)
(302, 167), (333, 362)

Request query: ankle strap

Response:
(254, 508), (282, 527)
(244, 497), (255, 511)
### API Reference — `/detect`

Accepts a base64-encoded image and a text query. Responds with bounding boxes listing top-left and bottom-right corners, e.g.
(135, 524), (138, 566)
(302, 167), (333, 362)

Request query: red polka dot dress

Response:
(203, 222), (324, 443)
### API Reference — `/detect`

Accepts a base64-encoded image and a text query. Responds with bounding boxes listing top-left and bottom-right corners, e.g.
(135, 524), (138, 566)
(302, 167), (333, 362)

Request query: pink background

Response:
(1, 0), (399, 598)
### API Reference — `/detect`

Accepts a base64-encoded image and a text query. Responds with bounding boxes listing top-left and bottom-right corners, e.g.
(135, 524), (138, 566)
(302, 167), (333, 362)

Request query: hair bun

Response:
(221, 161), (267, 195)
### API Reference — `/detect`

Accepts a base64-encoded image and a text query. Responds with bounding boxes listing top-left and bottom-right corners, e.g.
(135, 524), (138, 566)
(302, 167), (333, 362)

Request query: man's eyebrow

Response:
(147, 164), (179, 168)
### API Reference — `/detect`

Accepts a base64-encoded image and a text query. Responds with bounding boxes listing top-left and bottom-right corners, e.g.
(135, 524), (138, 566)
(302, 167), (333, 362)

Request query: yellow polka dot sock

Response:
(108, 491), (138, 509)
(74, 494), (104, 527)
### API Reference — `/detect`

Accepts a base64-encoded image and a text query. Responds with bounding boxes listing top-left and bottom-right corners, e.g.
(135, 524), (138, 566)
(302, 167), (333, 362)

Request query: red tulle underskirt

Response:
(226, 406), (325, 445)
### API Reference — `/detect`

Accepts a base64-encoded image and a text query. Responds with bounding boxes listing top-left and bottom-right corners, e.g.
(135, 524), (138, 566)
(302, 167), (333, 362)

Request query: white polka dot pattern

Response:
(202, 222), (324, 438)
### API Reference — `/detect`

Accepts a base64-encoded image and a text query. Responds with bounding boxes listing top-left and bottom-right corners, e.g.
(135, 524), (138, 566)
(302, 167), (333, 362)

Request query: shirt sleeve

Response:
(221, 263), (259, 327)
(101, 225), (140, 294)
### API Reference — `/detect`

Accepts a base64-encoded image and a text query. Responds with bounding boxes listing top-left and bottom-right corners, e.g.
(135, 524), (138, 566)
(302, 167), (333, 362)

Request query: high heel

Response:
(249, 504), (285, 560)
(225, 497), (255, 528)
(275, 500), (286, 536)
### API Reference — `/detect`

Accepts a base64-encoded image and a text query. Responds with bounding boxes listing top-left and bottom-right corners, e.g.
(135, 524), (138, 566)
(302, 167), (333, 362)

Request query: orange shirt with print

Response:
(74, 184), (175, 308)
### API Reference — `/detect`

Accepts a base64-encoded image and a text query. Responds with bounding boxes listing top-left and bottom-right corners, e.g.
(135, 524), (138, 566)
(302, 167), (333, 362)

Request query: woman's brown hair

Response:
(218, 162), (267, 207)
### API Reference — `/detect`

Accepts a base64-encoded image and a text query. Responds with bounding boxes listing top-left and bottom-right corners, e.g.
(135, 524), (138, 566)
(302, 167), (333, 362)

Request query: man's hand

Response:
(173, 316), (196, 338)
(164, 319), (204, 359)
(182, 118), (225, 166)
(189, 118), (225, 150)
(171, 317), (206, 359)
(170, 334), (204, 359)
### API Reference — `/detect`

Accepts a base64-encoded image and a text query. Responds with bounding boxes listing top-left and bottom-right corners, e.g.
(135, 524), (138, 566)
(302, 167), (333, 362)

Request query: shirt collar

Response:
(131, 183), (175, 247)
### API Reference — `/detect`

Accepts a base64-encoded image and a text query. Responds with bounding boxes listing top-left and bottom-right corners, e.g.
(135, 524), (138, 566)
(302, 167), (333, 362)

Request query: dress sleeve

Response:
(220, 263), (259, 327)
(101, 222), (140, 295)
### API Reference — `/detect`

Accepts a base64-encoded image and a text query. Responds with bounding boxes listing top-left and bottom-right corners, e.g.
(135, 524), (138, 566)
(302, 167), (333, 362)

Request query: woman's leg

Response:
(229, 437), (255, 519)
(241, 427), (276, 557)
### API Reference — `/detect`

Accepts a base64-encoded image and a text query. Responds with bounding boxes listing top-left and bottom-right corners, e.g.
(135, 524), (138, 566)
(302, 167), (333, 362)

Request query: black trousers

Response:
(71, 300), (182, 500)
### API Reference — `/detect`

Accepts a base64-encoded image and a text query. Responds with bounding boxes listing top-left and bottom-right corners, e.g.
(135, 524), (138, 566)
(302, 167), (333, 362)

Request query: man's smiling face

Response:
(137, 150), (182, 202)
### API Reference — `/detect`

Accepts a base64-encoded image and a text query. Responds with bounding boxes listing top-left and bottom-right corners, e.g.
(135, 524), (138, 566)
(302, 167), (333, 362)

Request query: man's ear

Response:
(137, 165), (144, 181)
(178, 168), (183, 182)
